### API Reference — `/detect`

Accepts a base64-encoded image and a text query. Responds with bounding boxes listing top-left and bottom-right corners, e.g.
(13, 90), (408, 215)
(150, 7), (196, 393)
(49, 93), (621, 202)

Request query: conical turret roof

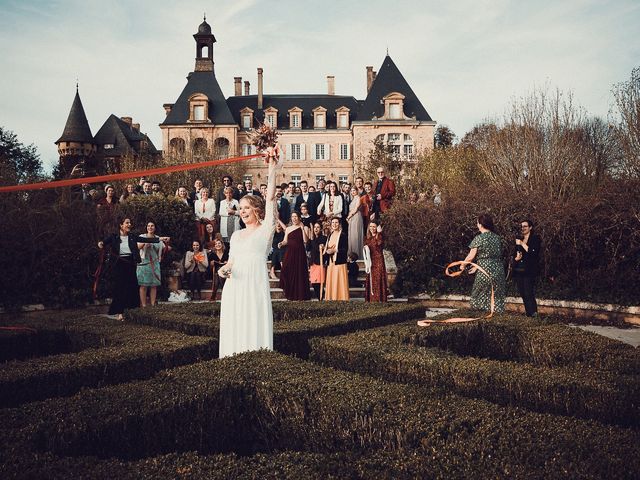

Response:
(56, 88), (94, 144)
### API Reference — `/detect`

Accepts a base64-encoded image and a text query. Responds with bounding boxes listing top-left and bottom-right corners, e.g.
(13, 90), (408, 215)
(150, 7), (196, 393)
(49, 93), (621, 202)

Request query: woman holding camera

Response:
(513, 219), (542, 317)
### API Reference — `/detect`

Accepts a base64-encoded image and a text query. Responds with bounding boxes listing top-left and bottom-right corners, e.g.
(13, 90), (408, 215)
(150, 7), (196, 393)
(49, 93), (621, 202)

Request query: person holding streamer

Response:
(136, 221), (170, 307)
(462, 213), (506, 313)
(97, 217), (140, 321)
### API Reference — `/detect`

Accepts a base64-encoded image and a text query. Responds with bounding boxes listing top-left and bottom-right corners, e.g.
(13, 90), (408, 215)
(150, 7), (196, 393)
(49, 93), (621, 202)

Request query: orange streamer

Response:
(417, 260), (496, 327)
(0, 153), (262, 193)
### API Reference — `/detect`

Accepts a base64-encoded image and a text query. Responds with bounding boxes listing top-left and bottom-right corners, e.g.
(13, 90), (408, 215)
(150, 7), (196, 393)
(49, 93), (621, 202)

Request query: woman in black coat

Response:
(513, 219), (542, 317)
(98, 217), (141, 320)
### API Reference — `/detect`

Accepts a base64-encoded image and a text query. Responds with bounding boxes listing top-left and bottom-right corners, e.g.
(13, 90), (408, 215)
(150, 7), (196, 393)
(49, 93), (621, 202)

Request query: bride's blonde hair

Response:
(240, 194), (265, 221)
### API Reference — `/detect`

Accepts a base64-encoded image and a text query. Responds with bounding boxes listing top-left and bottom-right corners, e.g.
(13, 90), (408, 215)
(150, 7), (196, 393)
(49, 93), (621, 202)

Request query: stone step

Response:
(196, 286), (376, 301)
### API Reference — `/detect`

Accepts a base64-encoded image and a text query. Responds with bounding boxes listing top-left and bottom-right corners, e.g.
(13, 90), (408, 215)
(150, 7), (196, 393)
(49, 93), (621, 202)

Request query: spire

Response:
(193, 16), (216, 72)
(56, 87), (94, 144)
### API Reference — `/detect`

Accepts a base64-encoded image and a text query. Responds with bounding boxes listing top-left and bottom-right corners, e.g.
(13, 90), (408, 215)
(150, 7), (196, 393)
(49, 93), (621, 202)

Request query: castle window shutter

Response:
(312, 144), (317, 160)
(300, 143), (306, 161)
(346, 144), (351, 159)
(325, 144), (331, 160)
(286, 144), (292, 161)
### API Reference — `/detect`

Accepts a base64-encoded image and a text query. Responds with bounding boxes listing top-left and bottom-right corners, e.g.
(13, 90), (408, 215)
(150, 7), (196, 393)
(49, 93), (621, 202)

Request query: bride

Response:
(218, 154), (278, 357)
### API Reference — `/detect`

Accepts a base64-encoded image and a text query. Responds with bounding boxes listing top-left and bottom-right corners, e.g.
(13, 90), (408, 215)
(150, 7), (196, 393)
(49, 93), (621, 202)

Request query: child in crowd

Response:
(347, 252), (360, 288)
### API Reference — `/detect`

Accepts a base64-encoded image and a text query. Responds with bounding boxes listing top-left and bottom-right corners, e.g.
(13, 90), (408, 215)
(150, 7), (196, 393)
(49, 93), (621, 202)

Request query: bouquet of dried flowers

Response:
(251, 123), (280, 164)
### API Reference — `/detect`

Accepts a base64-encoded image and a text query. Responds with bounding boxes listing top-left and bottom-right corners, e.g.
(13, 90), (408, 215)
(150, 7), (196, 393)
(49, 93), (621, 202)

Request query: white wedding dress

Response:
(218, 198), (275, 358)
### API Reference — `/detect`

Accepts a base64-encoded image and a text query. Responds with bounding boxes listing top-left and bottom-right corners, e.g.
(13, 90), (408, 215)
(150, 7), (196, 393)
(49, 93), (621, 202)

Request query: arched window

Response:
(169, 138), (186, 156)
(193, 138), (208, 159)
(213, 137), (230, 159)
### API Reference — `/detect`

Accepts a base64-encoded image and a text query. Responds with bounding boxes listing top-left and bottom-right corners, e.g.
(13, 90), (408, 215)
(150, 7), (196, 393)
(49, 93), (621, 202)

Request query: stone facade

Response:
(161, 18), (436, 186)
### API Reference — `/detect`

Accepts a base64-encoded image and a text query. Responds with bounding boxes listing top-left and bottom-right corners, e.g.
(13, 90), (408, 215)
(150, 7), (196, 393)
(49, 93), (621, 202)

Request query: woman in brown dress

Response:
(364, 221), (387, 302)
(278, 211), (311, 300)
(324, 217), (349, 301)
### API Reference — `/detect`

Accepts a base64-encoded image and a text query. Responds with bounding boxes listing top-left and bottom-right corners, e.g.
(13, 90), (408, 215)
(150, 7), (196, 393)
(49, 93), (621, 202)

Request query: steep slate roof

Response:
(94, 114), (158, 156)
(226, 94), (362, 129)
(161, 71), (236, 125)
(56, 89), (94, 143)
(357, 55), (432, 122)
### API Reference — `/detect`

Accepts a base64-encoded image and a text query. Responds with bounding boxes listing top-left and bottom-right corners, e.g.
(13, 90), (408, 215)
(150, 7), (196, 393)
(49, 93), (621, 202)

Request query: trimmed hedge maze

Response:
(1, 305), (639, 479)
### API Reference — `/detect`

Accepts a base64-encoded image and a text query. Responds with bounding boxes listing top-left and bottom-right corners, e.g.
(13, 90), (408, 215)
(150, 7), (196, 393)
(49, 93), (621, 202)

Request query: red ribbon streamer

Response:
(0, 153), (263, 193)
(0, 326), (38, 334)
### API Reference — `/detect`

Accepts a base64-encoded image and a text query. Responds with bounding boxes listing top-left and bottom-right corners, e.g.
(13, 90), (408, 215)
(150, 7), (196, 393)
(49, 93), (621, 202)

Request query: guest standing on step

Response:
(307, 222), (328, 300)
(363, 221), (388, 302)
(184, 240), (208, 300)
(278, 211), (311, 300)
(324, 217), (349, 301)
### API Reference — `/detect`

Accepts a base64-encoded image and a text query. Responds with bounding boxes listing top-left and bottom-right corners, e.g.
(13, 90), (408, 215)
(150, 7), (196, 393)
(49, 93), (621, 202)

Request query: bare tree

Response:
(612, 66), (640, 177)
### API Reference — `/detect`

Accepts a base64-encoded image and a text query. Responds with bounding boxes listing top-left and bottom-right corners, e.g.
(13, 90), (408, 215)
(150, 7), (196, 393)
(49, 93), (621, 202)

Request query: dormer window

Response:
(264, 107), (278, 128)
(335, 106), (350, 129)
(240, 107), (254, 130)
(382, 92), (405, 120)
(188, 93), (210, 123)
(104, 144), (114, 150)
(288, 107), (302, 129)
(313, 106), (327, 129)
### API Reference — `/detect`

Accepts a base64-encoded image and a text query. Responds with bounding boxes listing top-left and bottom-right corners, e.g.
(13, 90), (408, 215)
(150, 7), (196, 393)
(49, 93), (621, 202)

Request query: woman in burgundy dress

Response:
(364, 221), (388, 302)
(278, 211), (311, 300)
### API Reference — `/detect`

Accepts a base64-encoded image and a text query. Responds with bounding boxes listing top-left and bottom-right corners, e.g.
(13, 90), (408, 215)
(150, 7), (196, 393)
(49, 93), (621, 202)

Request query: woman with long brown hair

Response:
(323, 217), (349, 301)
(363, 221), (387, 302)
(278, 211), (310, 300)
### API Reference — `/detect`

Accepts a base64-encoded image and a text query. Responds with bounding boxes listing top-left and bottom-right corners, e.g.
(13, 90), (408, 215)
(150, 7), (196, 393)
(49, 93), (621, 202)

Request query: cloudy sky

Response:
(1, 0), (638, 173)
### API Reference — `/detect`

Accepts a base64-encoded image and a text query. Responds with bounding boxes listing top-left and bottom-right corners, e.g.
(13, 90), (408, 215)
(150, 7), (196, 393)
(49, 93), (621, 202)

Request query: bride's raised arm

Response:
(263, 150), (281, 230)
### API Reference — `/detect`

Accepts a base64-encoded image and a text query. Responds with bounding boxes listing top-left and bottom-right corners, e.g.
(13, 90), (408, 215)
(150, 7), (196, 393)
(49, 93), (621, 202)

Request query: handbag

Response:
(512, 260), (526, 275)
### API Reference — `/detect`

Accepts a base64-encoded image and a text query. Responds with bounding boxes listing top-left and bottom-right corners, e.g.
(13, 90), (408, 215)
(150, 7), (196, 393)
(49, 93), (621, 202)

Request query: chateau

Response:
(161, 17), (436, 185)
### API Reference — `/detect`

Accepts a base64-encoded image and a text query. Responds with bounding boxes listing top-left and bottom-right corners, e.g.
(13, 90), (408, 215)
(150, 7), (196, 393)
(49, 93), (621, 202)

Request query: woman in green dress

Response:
(463, 213), (506, 313)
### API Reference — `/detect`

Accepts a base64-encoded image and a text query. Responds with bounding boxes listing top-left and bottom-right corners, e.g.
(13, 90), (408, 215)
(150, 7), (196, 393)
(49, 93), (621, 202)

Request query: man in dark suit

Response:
(372, 167), (396, 221)
(216, 175), (240, 204)
(242, 179), (261, 197)
(275, 185), (291, 224)
(294, 180), (320, 222)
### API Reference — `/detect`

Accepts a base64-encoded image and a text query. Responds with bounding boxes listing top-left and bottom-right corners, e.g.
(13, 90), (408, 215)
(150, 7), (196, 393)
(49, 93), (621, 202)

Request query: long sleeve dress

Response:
(219, 197), (276, 358)
(364, 233), (387, 302)
(347, 196), (364, 259)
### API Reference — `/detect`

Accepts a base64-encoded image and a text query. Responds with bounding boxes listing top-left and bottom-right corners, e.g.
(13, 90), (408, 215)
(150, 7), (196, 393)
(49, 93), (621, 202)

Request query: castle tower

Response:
(193, 15), (216, 72)
(55, 86), (97, 177)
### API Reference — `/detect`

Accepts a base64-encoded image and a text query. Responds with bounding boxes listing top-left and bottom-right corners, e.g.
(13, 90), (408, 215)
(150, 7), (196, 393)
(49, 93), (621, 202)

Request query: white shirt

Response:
(194, 198), (216, 221)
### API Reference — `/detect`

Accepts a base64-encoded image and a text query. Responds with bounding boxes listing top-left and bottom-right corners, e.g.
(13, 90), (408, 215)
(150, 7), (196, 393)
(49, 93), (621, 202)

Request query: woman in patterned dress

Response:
(136, 221), (170, 307)
(463, 213), (506, 313)
(363, 221), (387, 302)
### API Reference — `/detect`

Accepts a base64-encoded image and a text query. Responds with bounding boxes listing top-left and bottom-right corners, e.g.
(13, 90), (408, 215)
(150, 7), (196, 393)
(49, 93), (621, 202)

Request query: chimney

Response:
(366, 66), (374, 93)
(163, 103), (173, 116)
(244, 80), (250, 96)
(257, 67), (263, 109)
(234, 77), (242, 96)
(372, 70), (377, 85)
(132, 123), (140, 132)
(121, 116), (132, 125)
(327, 75), (335, 95)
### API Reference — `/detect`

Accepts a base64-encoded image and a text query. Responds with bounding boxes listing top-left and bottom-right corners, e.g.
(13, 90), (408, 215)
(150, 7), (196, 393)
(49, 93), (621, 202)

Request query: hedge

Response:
(309, 312), (640, 428)
(1, 352), (638, 479)
(0, 312), (216, 407)
(125, 301), (426, 357)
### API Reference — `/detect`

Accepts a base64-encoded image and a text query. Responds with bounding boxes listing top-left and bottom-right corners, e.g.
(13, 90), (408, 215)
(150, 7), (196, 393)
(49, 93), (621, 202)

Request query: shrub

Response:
(310, 313), (640, 427)
(0, 311), (216, 407)
(1, 352), (638, 479)
(125, 301), (426, 358)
